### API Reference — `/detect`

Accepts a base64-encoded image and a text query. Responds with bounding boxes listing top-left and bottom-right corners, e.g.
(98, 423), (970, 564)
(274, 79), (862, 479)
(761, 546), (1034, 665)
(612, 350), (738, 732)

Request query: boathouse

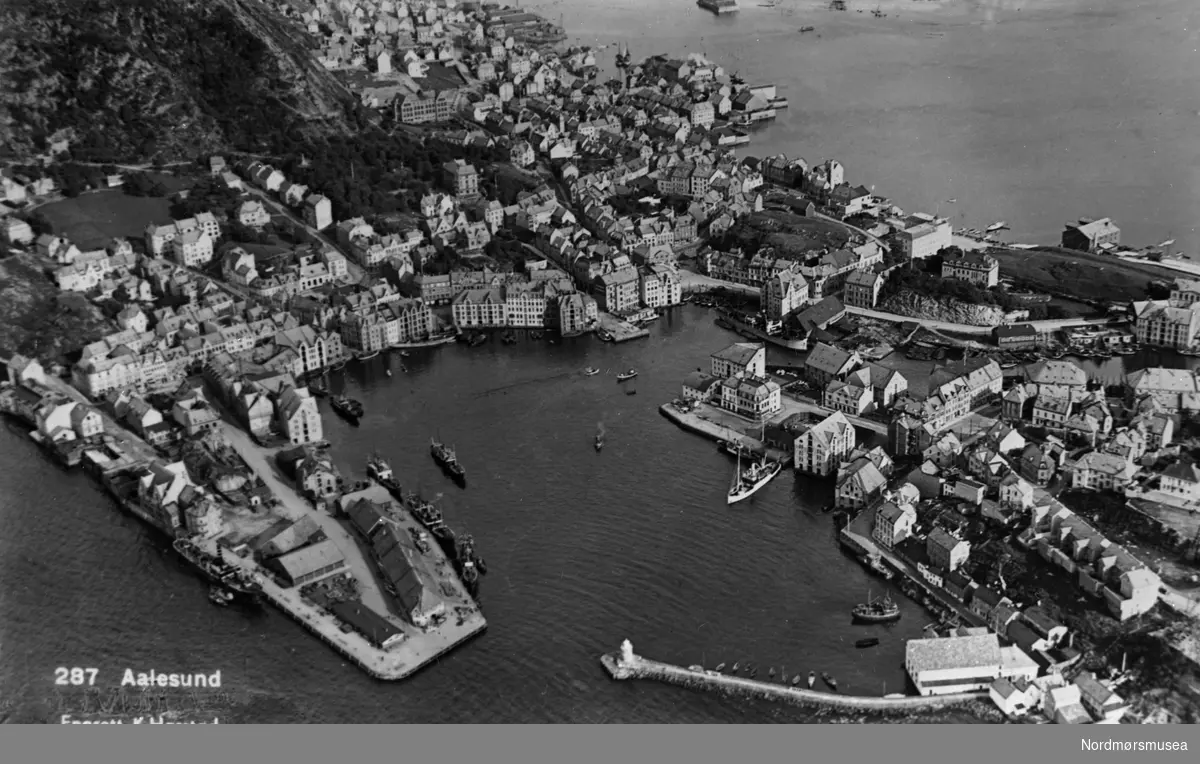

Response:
(904, 634), (1003, 696)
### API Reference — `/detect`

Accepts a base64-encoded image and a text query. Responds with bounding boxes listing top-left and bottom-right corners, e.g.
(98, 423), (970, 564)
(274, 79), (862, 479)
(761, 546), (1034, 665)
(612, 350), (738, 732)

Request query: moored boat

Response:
(727, 455), (782, 504)
(807, 671), (815, 689)
(822, 672), (838, 691)
(208, 586), (233, 607)
(358, 349), (380, 361)
(174, 537), (261, 596)
(855, 637), (880, 649)
(366, 454), (404, 497)
(791, 675), (802, 686)
(584, 366), (600, 376)
(616, 369), (638, 381)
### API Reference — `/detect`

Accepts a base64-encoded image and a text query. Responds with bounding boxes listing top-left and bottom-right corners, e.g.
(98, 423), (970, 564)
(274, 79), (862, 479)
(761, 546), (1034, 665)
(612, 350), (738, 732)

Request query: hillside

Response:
(0, 0), (356, 163)
(0, 253), (115, 360)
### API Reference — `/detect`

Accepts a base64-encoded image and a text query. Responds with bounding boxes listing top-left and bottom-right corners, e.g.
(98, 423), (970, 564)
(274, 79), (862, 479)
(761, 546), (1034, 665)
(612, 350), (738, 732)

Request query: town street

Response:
(844, 306), (1123, 336)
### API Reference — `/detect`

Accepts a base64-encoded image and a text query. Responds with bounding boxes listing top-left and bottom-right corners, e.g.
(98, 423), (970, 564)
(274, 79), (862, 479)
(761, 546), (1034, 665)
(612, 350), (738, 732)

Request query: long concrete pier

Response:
(659, 403), (792, 464)
(601, 641), (988, 713)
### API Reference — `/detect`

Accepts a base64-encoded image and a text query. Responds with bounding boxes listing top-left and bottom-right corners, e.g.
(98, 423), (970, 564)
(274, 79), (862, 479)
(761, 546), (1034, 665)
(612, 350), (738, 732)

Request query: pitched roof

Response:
(805, 342), (854, 375)
(905, 634), (1002, 675)
(711, 342), (762, 367)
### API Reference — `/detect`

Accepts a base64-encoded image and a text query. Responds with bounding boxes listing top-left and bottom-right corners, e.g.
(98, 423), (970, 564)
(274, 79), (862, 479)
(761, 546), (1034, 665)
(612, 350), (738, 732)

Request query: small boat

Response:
(715, 662), (726, 672)
(584, 367), (600, 376)
(385, 369), (393, 377)
(855, 637), (880, 649)
(616, 369), (638, 381)
(595, 432), (604, 451)
(946, 198), (957, 203)
(731, 662), (740, 673)
(208, 586), (233, 606)
(799, 25), (815, 32)
(308, 381), (328, 398)
(625, 388), (637, 396)
(330, 395), (364, 421)
(791, 675), (802, 686)
(822, 673), (838, 691)
(807, 671), (816, 689)
(399, 350), (411, 357)
(986, 221), (1009, 233)
(358, 350), (380, 361)
(768, 667), (776, 677)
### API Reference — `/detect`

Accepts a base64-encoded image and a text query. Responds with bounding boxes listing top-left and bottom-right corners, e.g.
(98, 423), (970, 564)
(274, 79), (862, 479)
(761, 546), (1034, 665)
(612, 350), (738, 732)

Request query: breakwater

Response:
(601, 641), (988, 713)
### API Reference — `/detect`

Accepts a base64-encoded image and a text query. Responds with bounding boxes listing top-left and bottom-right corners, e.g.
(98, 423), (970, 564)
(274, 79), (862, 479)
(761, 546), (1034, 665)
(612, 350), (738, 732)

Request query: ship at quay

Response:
(697, 0), (740, 14)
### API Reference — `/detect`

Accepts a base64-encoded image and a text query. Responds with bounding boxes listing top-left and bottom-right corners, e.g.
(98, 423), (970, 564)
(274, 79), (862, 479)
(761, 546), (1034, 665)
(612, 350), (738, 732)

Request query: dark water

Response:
(0, 307), (1183, 722)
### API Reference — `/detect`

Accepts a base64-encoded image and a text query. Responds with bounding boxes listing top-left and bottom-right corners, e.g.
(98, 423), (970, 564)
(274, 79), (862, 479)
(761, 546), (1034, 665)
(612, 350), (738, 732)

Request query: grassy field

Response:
(990, 247), (1183, 303)
(37, 190), (173, 250)
(730, 210), (853, 257)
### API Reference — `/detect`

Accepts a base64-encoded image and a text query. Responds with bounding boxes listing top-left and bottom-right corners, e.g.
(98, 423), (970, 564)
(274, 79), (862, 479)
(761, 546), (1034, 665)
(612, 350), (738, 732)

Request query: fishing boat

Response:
(330, 395), (364, 421)
(855, 637), (880, 649)
(720, 440), (755, 459)
(791, 675), (802, 686)
(584, 367), (600, 376)
(308, 379), (328, 397)
(731, 662), (740, 673)
(616, 369), (638, 381)
(597, 329), (615, 342)
(852, 591), (901, 623)
(715, 662), (726, 672)
(595, 431), (604, 451)
(208, 586), (233, 607)
(358, 349), (380, 361)
(799, 25), (815, 32)
(807, 671), (816, 689)
(728, 451), (782, 504)
(366, 454), (404, 497)
(431, 438), (467, 483)
(468, 332), (488, 347)
(986, 221), (1009, 233)
(822, 672), (838, 691)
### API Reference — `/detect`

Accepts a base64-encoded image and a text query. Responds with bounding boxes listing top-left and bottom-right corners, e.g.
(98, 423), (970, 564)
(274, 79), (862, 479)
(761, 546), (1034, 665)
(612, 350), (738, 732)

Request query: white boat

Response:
(986, 221), (1009, 233)
(726, 435), (782, 504)
(946, 198), (957, 204)
(584, 367), (600, 376)
(616, 369), (638, 381)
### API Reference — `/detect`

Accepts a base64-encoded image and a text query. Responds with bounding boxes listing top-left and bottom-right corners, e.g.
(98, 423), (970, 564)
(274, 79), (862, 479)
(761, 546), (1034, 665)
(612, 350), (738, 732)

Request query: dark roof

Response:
(329, 601), (403, 649)
(995, 324), (1037, 338)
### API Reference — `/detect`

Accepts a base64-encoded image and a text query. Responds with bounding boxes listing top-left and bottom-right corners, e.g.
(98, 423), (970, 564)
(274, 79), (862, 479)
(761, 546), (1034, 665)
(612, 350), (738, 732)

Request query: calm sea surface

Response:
(4, 0), (1198, 723)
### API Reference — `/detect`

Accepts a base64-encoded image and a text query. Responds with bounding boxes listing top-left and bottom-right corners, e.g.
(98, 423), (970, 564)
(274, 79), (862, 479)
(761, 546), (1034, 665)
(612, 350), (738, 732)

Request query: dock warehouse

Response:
(266, 538), (349, 587)
(329, 601), (405, 650)
(905, 634), (1003, 696)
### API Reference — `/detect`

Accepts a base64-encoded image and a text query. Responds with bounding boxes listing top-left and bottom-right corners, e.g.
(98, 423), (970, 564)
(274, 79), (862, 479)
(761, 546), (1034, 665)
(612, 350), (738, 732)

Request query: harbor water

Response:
(3, 308), (960, 723)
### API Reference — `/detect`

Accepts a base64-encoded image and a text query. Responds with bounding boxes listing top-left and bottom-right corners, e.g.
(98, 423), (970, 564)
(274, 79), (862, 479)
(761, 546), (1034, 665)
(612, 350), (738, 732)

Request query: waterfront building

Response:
(275, 326), (344, 373)
(905, 634), (1003, 696)
(638, 264), (682, 309)
(1061, 217), (1120, 253)
(718, 375), (782, 422)
(710, 342), (766, 380)
(277, 386), (322, 446)
(266, 539), (349, 588)
(594, 268), (640, 314)
(359, 507), (447, 628)
(681, 370), (721, 403)
(451, 288), (507, 328)
(835, 457), (887, 510)
(557, 292), (598, 335)
(1131, 299), (1200, 349)
(995, 324), (1038, 349)
(887, 213), (951, 261)
(941, 252), (999, 288)
(872, 501), (916, 548)
(761, 269), (809, 321)
(842, 269), (882, 309)
(793, 411), (856, 477)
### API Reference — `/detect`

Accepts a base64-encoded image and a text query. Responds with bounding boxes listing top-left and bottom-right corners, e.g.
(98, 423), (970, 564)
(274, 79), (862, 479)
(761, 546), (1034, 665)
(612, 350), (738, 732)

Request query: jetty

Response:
(597, 312), (650, 343)
(659, 403), (792, 465)
(601, 640), (987, 712)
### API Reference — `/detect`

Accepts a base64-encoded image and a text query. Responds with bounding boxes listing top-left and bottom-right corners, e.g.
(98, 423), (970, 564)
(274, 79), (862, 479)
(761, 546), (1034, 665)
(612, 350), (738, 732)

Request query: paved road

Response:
(218, 421), (391, 616)
(846, 306), (1123, 336)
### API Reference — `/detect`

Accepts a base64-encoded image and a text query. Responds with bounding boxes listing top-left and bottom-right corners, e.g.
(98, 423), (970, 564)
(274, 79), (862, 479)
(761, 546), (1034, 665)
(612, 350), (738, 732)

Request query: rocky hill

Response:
(0, 0), (356, 163)
(0, 254), (115, 359)
(878, 290), (1008, 327)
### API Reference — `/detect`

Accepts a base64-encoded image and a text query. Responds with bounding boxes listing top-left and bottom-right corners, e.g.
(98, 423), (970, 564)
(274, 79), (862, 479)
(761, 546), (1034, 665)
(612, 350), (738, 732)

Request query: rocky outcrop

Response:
(878, 290), (1006, 327)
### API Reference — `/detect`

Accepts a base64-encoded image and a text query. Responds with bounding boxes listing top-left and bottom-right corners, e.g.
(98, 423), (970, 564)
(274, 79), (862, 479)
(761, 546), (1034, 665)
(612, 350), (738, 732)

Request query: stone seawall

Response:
(601, 650), (987, 713)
